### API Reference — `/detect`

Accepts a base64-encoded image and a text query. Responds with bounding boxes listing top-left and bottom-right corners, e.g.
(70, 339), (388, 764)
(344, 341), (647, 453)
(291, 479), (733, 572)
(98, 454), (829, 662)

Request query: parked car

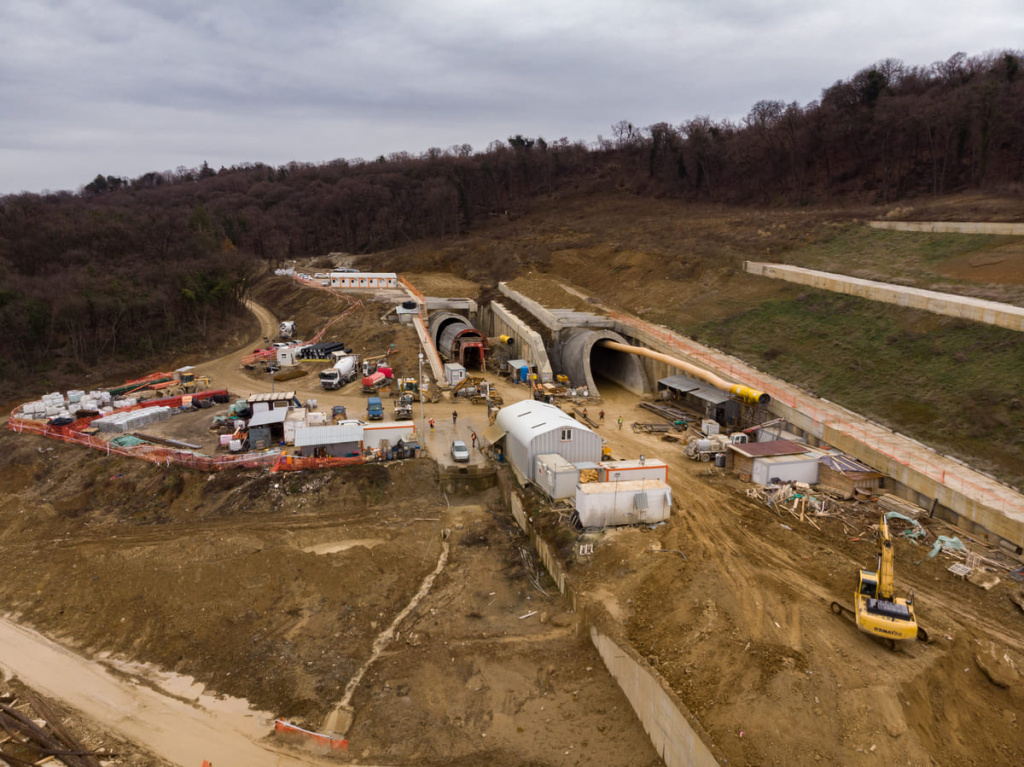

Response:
(450, 440), (470, 462)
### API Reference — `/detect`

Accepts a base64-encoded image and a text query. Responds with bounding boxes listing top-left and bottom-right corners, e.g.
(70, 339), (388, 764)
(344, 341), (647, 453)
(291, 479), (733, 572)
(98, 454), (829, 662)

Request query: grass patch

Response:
(783, 226), (1007, 280)
(690, 290), (1024, 487)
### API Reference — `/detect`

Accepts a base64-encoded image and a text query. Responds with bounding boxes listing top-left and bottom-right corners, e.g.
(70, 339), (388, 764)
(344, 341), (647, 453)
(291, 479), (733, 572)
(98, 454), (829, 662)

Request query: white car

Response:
(450, 440), (470, 462)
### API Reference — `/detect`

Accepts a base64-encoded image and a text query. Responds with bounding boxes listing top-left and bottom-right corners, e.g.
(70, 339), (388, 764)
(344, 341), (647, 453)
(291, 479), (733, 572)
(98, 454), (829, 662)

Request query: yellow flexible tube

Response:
(597, 340), (770, 405)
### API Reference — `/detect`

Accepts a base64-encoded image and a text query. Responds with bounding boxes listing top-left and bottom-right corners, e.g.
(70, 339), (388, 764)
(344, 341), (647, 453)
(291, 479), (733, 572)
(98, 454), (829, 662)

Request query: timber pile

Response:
(0, 692), (104, 766)
(639, 401), (690, 426)
(746, 482), (830, 529)
(744, 483), (1024, 580)
(878, 493), (927, 518)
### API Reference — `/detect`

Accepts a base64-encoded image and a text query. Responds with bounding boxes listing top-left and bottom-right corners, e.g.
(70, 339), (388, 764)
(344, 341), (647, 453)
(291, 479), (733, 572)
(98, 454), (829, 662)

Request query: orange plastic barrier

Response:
(271, 453), (365, 472)
(7, 390), (282, 473)
(273, 719), (347, 752)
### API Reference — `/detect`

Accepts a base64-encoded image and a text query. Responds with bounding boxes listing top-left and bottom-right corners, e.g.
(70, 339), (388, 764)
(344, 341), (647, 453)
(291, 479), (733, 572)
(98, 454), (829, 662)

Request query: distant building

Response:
(330, 272), (398, 289)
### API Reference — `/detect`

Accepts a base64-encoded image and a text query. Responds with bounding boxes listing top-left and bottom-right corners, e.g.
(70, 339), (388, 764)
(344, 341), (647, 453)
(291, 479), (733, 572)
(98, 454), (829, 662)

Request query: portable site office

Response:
(329, 272), (398, 289)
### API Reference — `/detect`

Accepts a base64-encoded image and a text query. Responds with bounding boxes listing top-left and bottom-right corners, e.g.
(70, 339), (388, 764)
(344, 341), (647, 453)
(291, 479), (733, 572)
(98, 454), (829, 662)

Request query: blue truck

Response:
(366, 396), (384, 421)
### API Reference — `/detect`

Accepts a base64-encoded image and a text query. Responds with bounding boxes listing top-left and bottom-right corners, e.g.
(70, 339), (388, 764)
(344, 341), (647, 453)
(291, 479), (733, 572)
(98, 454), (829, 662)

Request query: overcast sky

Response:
(2, 0), (1022, 195)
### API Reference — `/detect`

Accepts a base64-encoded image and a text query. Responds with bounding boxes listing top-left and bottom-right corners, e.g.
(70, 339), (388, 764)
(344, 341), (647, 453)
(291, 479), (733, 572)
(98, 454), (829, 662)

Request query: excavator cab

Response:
(858, 570), (878, 597)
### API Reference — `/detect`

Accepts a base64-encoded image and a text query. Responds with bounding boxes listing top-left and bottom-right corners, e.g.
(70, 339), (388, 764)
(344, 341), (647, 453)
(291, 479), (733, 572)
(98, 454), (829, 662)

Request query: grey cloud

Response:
(2, 0), (1023, 193)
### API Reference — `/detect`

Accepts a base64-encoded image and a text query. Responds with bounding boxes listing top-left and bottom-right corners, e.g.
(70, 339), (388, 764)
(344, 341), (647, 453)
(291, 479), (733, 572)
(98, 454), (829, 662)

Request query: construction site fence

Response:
(7, 390), (281, 472)
(271, 453), (365, 472)
(273, 719), (347, 752)
(609, 309), (1021, 515)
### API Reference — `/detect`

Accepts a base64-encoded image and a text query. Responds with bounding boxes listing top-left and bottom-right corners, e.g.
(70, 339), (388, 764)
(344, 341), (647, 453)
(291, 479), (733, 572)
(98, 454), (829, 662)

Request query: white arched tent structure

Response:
(495, 400), (602, 479)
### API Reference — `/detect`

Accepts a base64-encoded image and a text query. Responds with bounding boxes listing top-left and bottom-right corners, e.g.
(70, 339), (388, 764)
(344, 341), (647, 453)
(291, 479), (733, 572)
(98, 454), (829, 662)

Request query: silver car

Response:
(450, 440), (470, 462)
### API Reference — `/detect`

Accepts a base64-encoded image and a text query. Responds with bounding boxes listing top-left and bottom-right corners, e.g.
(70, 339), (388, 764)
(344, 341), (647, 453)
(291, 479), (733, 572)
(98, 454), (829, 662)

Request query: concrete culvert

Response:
(558, 329), (648, 396)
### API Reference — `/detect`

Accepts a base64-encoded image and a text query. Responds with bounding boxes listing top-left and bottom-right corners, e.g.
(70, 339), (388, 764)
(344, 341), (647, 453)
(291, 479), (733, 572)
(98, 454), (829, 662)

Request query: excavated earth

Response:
(1, 261), (1023, 766)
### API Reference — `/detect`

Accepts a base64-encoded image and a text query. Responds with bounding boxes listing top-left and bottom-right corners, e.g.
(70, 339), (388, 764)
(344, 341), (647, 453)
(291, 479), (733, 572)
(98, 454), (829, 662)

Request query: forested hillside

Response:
(2, 50), (1022, 402)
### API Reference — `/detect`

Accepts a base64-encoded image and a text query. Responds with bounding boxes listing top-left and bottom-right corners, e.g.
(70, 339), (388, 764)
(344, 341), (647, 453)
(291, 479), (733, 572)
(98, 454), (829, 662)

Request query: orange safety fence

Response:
(238, 280), (363, 366)
(239, 348), (277, 366)
(7, 390), (281, 472)
(608, 309), (1023, 515)
(273, 719), (347, 752)
(271, 453), (365, 472)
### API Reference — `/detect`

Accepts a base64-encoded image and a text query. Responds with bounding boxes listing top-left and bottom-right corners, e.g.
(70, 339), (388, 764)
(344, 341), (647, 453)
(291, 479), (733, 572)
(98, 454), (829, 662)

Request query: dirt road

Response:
(0, 617), (333, 767)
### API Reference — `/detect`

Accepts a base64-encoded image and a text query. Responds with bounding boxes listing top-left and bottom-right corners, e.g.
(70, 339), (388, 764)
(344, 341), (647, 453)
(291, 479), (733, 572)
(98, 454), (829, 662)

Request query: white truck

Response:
(279, 320), (296, 340)
(684, 432), (748, 462)
(319, 353), (359, 390)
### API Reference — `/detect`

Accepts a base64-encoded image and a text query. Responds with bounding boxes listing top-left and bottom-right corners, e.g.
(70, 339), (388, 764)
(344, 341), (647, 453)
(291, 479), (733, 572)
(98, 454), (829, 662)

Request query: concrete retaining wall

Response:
(497, 467), (719, 764)
(869, 221), (1024, 235)
(591, 627), (720, 767)
(743, 261), (1024, 332)
(489, 301), (554, 382)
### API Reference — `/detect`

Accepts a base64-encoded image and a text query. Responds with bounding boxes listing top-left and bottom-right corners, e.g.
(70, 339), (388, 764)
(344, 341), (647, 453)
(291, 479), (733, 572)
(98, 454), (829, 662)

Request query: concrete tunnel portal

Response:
(556, 329), (771, 405)
(558, 329), (648, 396)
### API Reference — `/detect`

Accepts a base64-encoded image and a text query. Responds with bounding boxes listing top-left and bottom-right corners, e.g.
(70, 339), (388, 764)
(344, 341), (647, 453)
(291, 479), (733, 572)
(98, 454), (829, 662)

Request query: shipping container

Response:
(534, 453), (580, 500)
(575, 479), (672, 528)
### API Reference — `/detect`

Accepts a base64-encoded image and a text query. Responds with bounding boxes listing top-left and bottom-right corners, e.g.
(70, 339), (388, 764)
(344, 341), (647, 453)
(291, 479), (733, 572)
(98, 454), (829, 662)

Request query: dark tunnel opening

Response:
(589, 343), (635, 391)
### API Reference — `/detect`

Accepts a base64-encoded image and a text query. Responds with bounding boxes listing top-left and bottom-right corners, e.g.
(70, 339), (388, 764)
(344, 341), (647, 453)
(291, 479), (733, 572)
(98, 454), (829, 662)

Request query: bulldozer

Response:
(831, 514), (928, 649)
(148, 366), (212, 397)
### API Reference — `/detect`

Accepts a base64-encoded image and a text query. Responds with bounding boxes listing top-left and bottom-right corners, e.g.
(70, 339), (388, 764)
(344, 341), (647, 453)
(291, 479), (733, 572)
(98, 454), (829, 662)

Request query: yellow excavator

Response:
(831, 515), (928, 649)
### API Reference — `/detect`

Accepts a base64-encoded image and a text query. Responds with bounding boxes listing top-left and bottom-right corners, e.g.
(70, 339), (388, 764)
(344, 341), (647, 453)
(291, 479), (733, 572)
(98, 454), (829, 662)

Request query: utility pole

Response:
(418, 352), (425, 448)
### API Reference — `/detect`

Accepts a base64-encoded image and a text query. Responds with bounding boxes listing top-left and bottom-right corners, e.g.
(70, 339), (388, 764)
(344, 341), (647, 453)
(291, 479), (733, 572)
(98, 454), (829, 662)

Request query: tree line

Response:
(1, 50), (1021, 396)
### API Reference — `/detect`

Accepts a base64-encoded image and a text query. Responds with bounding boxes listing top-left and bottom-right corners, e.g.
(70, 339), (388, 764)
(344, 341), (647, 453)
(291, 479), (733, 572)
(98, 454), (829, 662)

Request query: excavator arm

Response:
(876, 515), (895, 601)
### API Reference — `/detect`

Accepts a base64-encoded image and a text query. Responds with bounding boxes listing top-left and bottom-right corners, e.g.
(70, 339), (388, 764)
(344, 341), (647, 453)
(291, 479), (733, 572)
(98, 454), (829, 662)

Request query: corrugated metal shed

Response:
(495, 400), (602, 478)
(657, 374), (730, 405)
(295, 424), (363, 448)
(248, 409), (289, 428)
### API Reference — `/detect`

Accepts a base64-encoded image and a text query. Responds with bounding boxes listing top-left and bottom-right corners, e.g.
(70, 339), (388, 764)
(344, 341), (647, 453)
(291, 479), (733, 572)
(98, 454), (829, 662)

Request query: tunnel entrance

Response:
(589, 343), (642, 393)
(558, 329), (648, 397)
(460, 342), (485, 371)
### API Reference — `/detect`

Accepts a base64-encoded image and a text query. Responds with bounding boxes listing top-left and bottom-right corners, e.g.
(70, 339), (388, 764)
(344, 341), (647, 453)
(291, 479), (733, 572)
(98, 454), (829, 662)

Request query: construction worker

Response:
(429, 417), (435, 432)
(599, 409), (605, 421)
(452, 410), (458, 425)
(618, 415), (623, 430)
(471, 431), (477, 448)
(583, 407), (588, 419)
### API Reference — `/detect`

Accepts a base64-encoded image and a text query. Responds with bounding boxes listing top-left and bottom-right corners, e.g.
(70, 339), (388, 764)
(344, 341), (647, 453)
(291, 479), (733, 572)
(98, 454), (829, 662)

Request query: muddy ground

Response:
(2, 269), (1024, 766)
